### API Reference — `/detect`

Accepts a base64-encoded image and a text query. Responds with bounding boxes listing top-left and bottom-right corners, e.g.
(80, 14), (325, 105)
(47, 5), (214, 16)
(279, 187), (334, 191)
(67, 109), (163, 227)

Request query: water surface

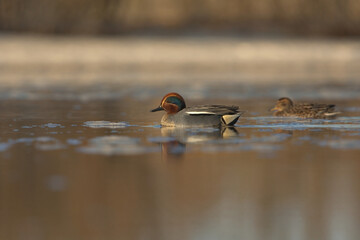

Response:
(1, 85), (360, 240)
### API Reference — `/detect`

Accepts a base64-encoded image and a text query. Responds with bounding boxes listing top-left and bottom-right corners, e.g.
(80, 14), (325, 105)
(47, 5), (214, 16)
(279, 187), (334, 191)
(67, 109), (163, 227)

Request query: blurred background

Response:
(1, 0), (360, 35)
(1, 0), (360, 89)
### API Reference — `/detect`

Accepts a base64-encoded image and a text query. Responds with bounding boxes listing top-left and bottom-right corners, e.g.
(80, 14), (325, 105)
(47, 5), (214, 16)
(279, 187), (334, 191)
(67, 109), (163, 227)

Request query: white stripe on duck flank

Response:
(186, 111), (217, 115)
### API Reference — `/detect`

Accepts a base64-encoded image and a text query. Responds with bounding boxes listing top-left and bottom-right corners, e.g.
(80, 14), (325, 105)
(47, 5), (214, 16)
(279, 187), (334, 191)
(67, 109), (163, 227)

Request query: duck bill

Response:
(270, 107), (278, 112)
(151, 106), (164, 112)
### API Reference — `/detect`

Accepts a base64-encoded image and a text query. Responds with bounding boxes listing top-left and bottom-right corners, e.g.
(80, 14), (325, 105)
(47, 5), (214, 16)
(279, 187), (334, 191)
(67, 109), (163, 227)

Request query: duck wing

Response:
(297, 103), (336, 112)
(293, 103), (339, 118)
(185, 105), (242, 116)
(179, 105), (244, 126)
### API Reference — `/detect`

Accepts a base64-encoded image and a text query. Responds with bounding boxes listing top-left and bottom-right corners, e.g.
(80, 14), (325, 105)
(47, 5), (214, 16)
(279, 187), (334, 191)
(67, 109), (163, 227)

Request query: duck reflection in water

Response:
(157, 126), (239, 159)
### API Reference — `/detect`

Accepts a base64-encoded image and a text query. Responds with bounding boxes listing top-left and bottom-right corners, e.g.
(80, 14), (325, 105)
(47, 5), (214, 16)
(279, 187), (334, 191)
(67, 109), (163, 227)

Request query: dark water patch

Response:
(347, 132), (360, 136)
(345, 107), (360, 112)
(143, 124), (162, 128)
(251, 133), (292, 143)
(310, 129), (322, 132)
(148, 136), (177, 143)
(207, 133), (291, 145)
(202, 143), (282, 153)
(186, 128), (220, 133)
(258, 128), (274, 132)
(73, 105), (82, 110)
(46, 175), (68, 192)
(298, 136), (312, 141)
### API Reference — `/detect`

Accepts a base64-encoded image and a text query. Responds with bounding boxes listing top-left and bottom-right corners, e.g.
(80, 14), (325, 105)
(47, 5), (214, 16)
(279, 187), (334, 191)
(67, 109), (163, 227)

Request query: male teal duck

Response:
(271, 97), (340, 118)
(151, 92), (244, 127)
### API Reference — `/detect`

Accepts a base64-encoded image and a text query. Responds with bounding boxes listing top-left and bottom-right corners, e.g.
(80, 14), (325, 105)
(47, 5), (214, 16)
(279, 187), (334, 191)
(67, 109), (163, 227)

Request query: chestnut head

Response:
(151, 92), (186, 114)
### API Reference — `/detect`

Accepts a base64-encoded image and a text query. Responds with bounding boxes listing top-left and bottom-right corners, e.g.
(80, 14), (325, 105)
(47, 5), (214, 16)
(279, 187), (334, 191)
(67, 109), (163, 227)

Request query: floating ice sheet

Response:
(0, 137), (65, 151)
(78, 136), (157, 155)
(236, 117), (360, 130)
(83, 121), (131, 129)
(317, 139), (360, 149)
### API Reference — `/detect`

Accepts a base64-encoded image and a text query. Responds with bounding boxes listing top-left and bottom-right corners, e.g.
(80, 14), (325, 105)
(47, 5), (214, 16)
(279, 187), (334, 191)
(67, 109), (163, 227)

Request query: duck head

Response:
(151, 92), (186, 114)
(271, 97), (294, 112)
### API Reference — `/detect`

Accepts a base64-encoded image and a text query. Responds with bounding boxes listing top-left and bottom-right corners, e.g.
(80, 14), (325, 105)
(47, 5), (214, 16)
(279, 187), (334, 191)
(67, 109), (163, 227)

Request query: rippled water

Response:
(1, 84), (360, 240)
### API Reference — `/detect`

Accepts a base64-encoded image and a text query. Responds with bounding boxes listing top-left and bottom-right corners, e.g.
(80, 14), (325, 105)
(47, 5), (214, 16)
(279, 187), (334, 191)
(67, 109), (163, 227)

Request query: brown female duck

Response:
(271, 97), (340, 118)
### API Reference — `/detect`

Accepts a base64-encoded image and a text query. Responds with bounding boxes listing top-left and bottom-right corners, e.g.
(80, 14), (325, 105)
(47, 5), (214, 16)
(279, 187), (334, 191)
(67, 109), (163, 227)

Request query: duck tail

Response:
(221, 114), (241, 126)
(324, 112), (341, 117)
